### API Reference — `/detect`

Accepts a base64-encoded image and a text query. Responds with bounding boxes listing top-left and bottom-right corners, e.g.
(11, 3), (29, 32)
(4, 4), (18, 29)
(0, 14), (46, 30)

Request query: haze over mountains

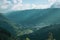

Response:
(1, 8), (60, 40)
(1, 0), (60, 39)
(4, 8), (60, 28)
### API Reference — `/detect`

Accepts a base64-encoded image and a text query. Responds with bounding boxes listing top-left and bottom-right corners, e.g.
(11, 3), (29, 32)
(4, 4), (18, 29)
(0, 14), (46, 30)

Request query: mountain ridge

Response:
(4, 8), (60, 28)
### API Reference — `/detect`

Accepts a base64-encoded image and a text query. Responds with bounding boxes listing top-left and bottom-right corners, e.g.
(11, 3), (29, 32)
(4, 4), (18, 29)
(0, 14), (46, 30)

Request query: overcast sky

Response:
(0, 0), (57, 13)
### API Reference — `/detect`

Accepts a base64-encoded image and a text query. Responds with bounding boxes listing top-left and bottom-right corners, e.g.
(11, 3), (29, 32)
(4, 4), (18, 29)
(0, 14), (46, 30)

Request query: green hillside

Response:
(5, 8), (60, 27)
(19, 24), (60, 40)
(0, 13), (17, 40)
(2, 8), (60, 40)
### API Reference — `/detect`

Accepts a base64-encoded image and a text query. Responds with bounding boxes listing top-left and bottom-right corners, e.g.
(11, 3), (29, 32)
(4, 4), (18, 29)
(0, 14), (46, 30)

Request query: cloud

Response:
(0, 0), (12, 10)
(12, 4), (51, 10)
(32, 4), (51, 9)
(48, 0), (56, 5)
(0, 0), (22, 9)
(10, 0), (57, 10)
(0, 0), (22, 11)
(12, 4), (32, 10)
(11, 4), (23, 10)
(12, 0), (22, 4)
(0, 0), (57, 13)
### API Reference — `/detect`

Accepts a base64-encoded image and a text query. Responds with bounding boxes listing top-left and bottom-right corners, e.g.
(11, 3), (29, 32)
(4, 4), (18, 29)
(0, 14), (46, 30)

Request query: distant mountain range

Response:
(2, 8), (60, 40)
(4, 8), (60, 28)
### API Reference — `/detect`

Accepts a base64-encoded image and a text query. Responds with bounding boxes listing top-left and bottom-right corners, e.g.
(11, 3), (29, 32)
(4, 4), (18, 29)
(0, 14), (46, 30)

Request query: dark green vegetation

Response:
(1, 8), (60, 40)
(0, 13), (16, 40)
(0, 27), (14, 40)
(20, 24), (60, 40)
(0, 13), (16, 35)
(0, 13), (34, 40)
